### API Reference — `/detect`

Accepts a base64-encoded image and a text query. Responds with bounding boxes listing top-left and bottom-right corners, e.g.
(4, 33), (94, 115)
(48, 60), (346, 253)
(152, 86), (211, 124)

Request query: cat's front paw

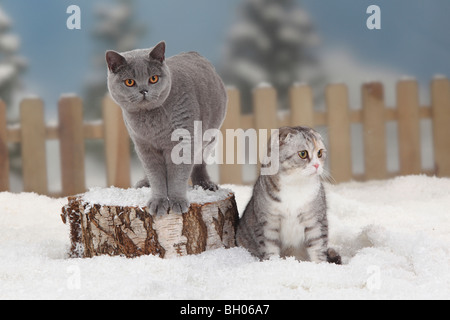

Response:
(135, 177), (150, 188)
(168, 197), (190, 214)
(195, 180), (218, 192)
(147, 197), (169, 215)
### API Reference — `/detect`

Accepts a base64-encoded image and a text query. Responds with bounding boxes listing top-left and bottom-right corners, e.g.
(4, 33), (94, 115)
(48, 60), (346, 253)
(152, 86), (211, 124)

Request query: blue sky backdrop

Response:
(2, 0), (450, 117)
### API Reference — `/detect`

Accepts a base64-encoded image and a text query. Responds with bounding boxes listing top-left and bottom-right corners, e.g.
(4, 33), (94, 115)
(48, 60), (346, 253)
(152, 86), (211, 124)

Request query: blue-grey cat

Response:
(106, 41), (227, 215)
(236, 126), (341, 264)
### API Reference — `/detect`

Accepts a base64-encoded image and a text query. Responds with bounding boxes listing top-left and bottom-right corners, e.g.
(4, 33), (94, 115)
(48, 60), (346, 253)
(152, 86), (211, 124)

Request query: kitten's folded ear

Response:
(106, 51), (127, 73)
(278, 127), (295, 145)
(149, 41), (166, 63)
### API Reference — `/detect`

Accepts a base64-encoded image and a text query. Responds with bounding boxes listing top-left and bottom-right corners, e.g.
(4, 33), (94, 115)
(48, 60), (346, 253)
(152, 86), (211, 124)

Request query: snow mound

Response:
(81, 186), (234, 207)
(0, 175), (449, 299)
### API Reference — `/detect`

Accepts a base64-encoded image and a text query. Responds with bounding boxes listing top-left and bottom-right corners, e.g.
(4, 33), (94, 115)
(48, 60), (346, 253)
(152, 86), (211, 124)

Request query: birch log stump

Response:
(61, 187), (239, 259)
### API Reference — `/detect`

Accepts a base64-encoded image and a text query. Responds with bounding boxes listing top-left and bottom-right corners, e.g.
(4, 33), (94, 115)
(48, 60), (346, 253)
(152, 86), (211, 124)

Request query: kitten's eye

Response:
(298, 150), (308, 159)
(318, 149), (324, 158)
(149, 75), (159, 84)
(124, 79), (136, 87)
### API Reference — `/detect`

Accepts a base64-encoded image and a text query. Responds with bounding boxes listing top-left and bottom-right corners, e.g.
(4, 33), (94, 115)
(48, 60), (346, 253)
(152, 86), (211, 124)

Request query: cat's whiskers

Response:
(320, 168), (336, 184)
(130, 94), (143, 103)
(149, 91), (160, 102)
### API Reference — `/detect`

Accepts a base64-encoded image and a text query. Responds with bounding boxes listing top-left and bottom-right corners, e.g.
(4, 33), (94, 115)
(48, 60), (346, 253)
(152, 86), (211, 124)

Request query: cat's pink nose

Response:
(313, 163), (319, 170)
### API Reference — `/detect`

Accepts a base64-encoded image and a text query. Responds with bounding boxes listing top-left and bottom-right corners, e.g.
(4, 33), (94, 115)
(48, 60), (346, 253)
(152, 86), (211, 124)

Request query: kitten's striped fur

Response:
(236, 126), (341, 264)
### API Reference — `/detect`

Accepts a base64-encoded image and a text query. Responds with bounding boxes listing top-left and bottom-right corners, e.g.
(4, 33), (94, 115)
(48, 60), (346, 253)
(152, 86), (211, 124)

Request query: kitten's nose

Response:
(140, 89), (148, 96)
(313, 163), (319, 170)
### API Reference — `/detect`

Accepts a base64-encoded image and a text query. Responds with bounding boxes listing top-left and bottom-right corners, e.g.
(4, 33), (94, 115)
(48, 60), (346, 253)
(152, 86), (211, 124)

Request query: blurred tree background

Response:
(0, 5), (27, 123)
(220, 0), (325, 112)
(83, 0), (146, 120)
(0, 5), (27, 178)
(2, 0), (449, 190)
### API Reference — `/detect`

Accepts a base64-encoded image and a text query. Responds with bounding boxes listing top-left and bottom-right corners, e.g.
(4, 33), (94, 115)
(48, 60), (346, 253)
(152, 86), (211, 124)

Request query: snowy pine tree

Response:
(84, 0), (146, 119)
(221, 0), (324, 111)
(0, 6), (26, 122)
(0, 6), (27, 182)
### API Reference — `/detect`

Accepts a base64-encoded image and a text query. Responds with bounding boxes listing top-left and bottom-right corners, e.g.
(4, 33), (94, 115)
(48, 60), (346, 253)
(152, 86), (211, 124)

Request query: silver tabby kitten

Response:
(236, 126), (341, 264)
(106, 41), (227, 215)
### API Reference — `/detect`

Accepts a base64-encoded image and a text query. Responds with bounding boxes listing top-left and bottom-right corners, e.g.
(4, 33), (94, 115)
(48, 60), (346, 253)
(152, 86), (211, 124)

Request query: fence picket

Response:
(253, 85), (278, 131)
(253, 86), (278, 172)
(289, 84), (314, 127)
(431, 78), (450, 177)
(326, 83), (352, 183)
(59, 96), (86, 196)
(20, 98), (48, 194)
(0, 100), (9, 191)
(397, 80), (421, 175)
(102, 94), (131, 188)
(0, 78), (449, 195)
(220, 87), (243, 185)
(362, 82), (387, 180)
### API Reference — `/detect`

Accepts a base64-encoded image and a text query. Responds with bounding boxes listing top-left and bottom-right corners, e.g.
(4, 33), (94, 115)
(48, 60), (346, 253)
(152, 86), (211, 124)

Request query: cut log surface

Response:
(61, 187), (239, 259)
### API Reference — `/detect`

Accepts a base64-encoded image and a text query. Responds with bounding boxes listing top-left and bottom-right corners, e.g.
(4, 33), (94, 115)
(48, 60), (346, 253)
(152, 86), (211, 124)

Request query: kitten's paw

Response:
(135, 178), (150, 188)
(326, 248), (342, 265)
(147, 197), (169, 215)
(168, 197), (190, 214)
(194, 180), (218, 192)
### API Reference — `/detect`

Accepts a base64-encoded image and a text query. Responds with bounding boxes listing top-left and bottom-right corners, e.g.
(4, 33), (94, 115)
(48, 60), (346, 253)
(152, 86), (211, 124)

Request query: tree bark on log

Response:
(61, 189), (239, 259)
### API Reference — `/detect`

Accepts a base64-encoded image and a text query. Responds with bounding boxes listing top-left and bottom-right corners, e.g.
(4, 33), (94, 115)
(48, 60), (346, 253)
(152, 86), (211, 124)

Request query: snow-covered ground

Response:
(0, 175), (449, 299)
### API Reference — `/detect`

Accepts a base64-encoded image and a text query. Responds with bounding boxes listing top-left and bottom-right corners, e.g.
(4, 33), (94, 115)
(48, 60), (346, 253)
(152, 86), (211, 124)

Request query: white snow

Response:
(0, 33), (20, 52)
(81, 186), (234, 208)
(433, 74), (447, 80)
(0, 7), (12, 30)
(0, 63), (14, 86)
(255, 81), (273, 89)
(0, 175), (449, 299)
(291, 81), (308, 88)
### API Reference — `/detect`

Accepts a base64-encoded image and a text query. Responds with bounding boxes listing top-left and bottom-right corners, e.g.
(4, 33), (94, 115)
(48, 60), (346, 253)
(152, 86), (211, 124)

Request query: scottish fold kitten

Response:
(236, 126), (341, 264)
(106, 41), (227, 215)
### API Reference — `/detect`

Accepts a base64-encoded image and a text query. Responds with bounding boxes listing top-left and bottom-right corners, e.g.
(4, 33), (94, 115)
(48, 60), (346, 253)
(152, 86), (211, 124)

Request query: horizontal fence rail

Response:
(0, 78), (449, 197)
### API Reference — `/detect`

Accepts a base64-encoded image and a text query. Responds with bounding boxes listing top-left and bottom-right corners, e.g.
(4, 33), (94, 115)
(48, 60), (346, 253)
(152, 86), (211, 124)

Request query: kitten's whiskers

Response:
(320, 168), (336, 184)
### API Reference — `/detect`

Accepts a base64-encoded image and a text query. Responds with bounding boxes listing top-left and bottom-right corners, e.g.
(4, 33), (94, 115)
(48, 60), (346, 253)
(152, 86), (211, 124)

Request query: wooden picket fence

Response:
(0, 77), (450, 197)
(221, 78), (450, 184)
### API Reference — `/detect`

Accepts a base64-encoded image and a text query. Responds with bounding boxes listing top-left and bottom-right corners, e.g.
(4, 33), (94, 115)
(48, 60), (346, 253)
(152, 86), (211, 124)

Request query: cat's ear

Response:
(149, 41), (166, 63)
(278, 127), (295, 145)
(106, 51), (127, 73)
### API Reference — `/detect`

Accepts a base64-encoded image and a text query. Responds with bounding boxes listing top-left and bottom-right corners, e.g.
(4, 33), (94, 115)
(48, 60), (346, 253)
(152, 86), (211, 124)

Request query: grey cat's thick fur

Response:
(106, 41), (227, 215)
(236, 126), (341, 264)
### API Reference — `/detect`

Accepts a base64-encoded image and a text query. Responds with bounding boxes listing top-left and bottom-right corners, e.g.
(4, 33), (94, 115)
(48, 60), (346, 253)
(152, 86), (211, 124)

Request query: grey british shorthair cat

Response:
(236, 126), (341, 264)
(106, 41), (227, 215)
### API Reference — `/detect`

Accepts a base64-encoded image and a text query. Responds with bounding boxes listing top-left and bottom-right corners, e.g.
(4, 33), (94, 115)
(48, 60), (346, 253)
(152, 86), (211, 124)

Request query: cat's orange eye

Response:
(149, 75), (159, 84)
(124, 79), (135, 87)
(318, 149), (324, 158)
(298, 150), (308, 159)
